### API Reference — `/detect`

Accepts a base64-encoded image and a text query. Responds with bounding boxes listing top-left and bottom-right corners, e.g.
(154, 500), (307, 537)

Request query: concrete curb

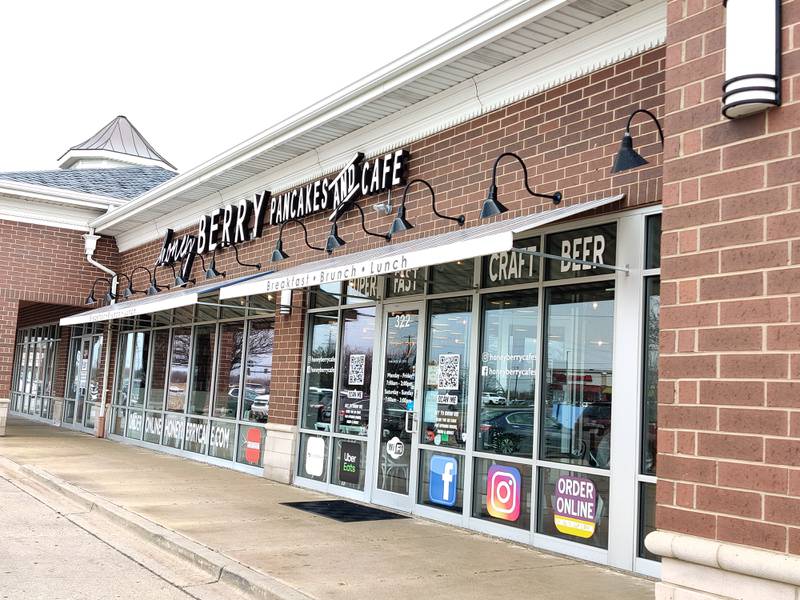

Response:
(0, 457), (313, 600)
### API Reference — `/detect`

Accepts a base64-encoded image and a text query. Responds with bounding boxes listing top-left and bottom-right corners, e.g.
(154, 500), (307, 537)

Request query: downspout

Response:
(83, 230), (116, 438)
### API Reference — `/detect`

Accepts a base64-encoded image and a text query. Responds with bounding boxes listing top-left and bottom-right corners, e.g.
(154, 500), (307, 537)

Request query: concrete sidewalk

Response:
(0, 417), (654, 600)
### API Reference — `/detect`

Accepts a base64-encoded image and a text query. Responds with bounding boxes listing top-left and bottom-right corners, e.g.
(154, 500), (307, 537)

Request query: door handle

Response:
(404, 410), (415, 434)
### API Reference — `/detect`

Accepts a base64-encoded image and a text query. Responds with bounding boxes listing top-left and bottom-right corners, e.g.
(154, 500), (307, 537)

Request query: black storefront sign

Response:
(268, 149), (409, 225)
(545, 224), (617, 280)
(155, 149), (410, 277)
(339, 440), (362, 484)
(482, 237), (541, 288)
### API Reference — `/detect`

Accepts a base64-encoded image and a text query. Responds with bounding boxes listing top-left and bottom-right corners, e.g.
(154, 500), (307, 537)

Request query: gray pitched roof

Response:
(59, 116), (176, 170)
(0, 166), (177, 200)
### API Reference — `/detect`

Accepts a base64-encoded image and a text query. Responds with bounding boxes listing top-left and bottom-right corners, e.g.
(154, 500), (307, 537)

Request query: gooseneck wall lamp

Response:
(480, 152), (562, 219)
(122, 266), (156, 298)
(147, 264), (170, 296)
(326, 203), (390, 255)
(722, 0), (782, 119)
(231, 242), (261, 271)
(611, 109), (665, 174)
(271, 218), (324, 263)
(389, 178), (464, 237)
(198, 251), (225, 280)
(85, 277), (115, 305)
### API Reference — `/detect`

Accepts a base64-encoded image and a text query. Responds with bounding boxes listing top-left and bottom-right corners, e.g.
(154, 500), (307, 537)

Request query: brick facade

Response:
(658, 0), (800, 556)
(0, 220), (118, 399)
(114, 47), (665, 425)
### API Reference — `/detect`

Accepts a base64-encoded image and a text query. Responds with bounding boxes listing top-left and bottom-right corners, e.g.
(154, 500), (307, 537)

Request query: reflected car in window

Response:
(479, 409), (533, 455)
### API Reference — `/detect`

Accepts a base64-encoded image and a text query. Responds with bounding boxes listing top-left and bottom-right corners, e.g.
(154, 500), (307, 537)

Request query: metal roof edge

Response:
(89, 0), (570, 232)
(0, 179), (125, 210)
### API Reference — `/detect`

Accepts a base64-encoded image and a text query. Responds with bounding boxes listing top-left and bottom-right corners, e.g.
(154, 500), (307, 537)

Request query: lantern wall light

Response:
(722, 0), (782, 119)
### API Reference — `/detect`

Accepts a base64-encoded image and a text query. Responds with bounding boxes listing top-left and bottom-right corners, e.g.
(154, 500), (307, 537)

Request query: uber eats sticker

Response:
(552, 475), (604, 539)
(339, 441), (362, 484)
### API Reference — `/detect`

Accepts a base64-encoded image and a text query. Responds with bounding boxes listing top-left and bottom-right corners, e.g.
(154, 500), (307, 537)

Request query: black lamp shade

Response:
(611, 132), (648, 173)
(205, 259), (223, 279)
(389, 205), (414, 235)
(326, 224), (346, 254)
(479, 184), (507, 219)
(271, 239), (289, 262)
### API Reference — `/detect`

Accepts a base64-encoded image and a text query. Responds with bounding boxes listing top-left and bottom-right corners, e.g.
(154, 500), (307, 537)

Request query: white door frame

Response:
(369, 300), (426, 512)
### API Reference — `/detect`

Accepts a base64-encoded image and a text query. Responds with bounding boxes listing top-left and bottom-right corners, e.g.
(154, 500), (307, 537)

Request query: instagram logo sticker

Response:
(487, 465), (521, 522)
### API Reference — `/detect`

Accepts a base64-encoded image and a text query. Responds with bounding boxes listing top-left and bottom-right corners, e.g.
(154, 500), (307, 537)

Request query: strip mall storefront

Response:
(52, 194), (661, 575)
(7, 3), (800, 598)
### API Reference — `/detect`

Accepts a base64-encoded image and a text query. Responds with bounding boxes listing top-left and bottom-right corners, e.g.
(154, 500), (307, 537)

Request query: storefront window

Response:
(639, 482), (658, 560)
(428, 260), (474, 294)
(476, 293), (538, 457)
(642, 278), (659, 476)
(241, 319), (273, 422)
(334, 308), (375, 436)
(481, 238), (540, 288)
(129, 332), (150, 408)
(418, 450), (464, 513)
(185, 417), (209, 454)
(162, 413), (185, 449)
(166, 327), (191, 412)
(147, 330), (170, 410)
(188, 325), (216, 415)
(472, 458), (532, 530)
(345, 276), (379, 304)
(545, 224), (616, 281)
(421, 297), (471, 449)
(213, 321), (244, 419)
(331, 438), (367, 490)
(208, 420), (235, 460)
(645, 214), (661, 270)
(309, 283), (340, 308)
(116, 333), (134, 404)
(541, 283), (614, 469)
(299, 433), (328, 482)
(237, 423), (266, 467)
(386, 269), (423, 298)
(537, 467), (609, 549)
(301, 313), (338, 430)
(143, 412), (163, 444)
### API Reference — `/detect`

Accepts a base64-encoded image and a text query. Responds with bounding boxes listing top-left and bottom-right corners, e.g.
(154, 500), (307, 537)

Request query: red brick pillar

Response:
(650, 1), (800, 597)
(0, 295), (19, 433)
(262, 290), (306, 483)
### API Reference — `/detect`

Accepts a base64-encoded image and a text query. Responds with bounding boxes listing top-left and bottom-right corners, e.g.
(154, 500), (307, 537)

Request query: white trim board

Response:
(108, 0), (665, 252)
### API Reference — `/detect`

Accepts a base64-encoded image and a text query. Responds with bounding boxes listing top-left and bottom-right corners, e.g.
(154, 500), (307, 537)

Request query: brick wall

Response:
(117, 46), (665, 283)
(0, 220), (118, 398)
(110, 46), (666, 427)
(659, 0), (800, 555)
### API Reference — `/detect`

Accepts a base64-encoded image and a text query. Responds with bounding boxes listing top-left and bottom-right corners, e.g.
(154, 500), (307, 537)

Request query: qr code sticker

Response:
(348, 354), (366, 386)
(437, 353), (460, 391)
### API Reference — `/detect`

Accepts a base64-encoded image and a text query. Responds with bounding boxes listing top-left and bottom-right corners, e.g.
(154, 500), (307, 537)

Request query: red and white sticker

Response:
(245, 427), (262, 464)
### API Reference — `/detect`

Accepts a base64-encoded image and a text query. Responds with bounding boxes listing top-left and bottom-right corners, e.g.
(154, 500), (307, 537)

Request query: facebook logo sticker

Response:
(429, 455), (458, 507)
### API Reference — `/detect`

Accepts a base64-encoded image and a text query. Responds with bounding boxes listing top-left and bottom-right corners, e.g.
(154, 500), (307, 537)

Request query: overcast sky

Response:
(0, 1), (499, 173)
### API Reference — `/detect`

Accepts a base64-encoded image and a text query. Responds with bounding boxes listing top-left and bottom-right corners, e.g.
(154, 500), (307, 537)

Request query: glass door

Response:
(74, 339), (91, 425)
(371, 303), (424, 512)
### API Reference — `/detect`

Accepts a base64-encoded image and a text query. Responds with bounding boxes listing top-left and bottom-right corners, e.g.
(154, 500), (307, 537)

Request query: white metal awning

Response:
(220, 195), (623, 300)
(60, 272), (264, 326)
